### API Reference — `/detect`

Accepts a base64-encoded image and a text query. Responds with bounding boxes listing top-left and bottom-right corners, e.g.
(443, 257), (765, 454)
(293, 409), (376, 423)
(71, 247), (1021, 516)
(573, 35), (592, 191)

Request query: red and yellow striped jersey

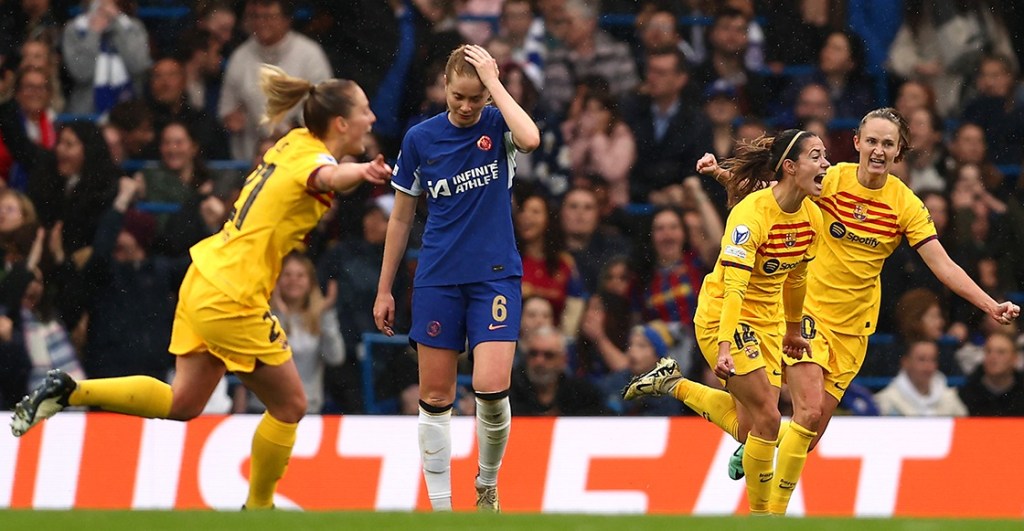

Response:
(804, 163), (937, 335)
(695, 187), (822, 343)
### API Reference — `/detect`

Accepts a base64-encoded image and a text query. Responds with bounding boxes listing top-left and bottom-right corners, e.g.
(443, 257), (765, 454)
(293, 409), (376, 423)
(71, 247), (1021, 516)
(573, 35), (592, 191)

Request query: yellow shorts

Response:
(696, 320), (783, 388)
(782, 314), (868, 401)
(168, 265), (292, 373)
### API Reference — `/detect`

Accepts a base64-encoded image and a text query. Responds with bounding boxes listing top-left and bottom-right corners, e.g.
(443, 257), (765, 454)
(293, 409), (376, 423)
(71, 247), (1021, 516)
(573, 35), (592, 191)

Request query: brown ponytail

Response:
(259, 63), (359, 139)
(718, 129), (813, 207)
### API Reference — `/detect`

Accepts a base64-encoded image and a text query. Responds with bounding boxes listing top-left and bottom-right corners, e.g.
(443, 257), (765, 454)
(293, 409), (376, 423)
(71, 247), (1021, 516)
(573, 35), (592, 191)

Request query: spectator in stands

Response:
(319, 198), (410, 413)
(267, 252), (344, 414)
(401, 0), (468, 133)
(0, 66), (57, 189)
(0, 113), (118, 254)
(633, 206), (717, 364)
(75, 177), (184, 380)
(176, 28), (222, 114)
(955, 312), (1019, 376)
(563, 89), (635, 209)
(893, 79), (938, 118)
(516, 192), (586, 335)
(559, 187), (629, 294)
(961, 54), (1024, 166)
(804, 30), (875, 119)
(135, 121), (228, 256)
(498, 0), (545, 90)
(8, 0), (61, 50)
(763, 0), (830, 72)
(146, 56), (228, 160)
(903, 107), (947, 193)
(944, 123), (1005, 195)
(62, 0), (152, 115)
(18, 36), (65, 113)
(597, 256), (633, 301)
(105, 99), (155, 160)
(874, 340), (968, 416)
(219, 0), (332, 160)
(895, 288), (948, 345)
(689, 7), (768, 118)
(541, 0), (638, 117)
(623, 46), (713, 205)
(318, 0), (398, 102)
(575, 290), (631, 380)
(509, 325), (605, 416)
(888, 0), (1018, 117)
(959, 331), (1024, 416)
(634, 4), (695, 71)
(703, 81), (741, 161)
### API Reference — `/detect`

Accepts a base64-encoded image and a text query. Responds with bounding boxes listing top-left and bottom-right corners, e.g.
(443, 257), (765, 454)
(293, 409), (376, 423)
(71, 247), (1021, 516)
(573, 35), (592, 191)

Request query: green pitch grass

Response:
(0, 511), (1021, 531)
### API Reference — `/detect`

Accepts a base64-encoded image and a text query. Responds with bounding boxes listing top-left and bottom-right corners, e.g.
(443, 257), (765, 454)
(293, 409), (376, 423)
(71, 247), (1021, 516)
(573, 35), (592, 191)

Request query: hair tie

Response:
(773, 131), (805, 173)
(308, 84), (317, 96)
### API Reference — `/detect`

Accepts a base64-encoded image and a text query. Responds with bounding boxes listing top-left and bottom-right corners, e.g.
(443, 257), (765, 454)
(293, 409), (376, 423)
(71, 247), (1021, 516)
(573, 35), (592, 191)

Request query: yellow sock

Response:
(769, 421), (816, 515)
(774, 421), (790, 447)
(246, 412), (298, 509)
(743, 434), (775, 514)
(672, 379), (739, 441)
(70, 377), (173, 418)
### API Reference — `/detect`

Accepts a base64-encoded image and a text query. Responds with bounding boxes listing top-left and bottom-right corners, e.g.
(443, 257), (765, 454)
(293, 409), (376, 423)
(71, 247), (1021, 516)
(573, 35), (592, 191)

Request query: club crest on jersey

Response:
(745, 345), (759, 359)
(853, 203), (868, 221)
(477, 135), (493, 151)
(732, 225), (751, 245)
(784, 232), (797, 247)
(427, 320), (442, 337)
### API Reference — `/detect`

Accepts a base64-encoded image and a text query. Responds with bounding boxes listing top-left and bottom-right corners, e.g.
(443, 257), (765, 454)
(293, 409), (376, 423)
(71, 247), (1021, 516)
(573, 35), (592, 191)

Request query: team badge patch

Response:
(744, 345), (759, 359)
(427, 321), (442, 337)
(477, 135), (493, 151)
(853, 203), (868, 221)
(784, 232), (797, 247)
(731, 225), (750, 245)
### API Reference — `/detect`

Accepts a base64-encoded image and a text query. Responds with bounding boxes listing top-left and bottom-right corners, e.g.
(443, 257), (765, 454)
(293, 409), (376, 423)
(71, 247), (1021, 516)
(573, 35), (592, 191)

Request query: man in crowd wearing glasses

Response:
(510, 326), (605, 416)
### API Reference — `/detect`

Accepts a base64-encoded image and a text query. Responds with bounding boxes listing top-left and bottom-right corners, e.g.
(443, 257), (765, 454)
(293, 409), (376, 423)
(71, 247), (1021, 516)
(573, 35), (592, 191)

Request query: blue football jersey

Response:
(392, 106), (523, 286)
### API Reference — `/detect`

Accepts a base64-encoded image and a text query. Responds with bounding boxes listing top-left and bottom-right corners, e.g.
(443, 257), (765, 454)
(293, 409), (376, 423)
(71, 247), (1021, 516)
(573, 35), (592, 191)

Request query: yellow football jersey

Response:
(695, 187), (822, 344)
(190, 128), (336, 304)
(804, 163), (937, 335)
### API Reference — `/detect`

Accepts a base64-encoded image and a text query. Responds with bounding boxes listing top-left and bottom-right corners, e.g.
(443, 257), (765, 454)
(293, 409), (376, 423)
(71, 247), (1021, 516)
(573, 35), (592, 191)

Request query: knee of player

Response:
(168, 395), (207, 421)
(419, 394), (455, 412)
(754, 406), (781, 431)
(793, 403), (822, 430)
(275, 395), (307, 424)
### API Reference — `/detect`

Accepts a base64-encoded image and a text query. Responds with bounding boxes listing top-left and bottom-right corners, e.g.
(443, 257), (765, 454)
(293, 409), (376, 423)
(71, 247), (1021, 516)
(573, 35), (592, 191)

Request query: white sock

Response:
(418, 405), (452, 511)
(475, 394), (510, 487)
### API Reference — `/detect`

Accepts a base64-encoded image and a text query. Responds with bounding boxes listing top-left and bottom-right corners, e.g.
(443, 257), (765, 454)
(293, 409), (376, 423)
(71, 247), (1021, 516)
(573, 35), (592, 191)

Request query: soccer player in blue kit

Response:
(373, 44), (540, 512)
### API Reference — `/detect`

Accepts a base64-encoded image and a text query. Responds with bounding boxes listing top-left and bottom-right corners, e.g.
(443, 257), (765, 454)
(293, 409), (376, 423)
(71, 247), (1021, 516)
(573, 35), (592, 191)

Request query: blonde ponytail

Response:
(259, 63), (313, 127)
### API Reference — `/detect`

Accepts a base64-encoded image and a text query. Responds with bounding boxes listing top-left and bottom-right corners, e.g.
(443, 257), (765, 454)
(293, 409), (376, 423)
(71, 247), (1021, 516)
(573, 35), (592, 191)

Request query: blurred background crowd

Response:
(0, 0), (1022, 418)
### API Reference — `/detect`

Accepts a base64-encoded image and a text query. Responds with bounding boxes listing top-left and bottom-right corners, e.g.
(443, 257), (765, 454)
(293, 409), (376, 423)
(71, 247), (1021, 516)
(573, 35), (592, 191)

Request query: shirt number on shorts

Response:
(801, 315), (817, 340)
(492, 295), (507, 322)
(733, 323), (757, 349)
(262, 311), (282, 342)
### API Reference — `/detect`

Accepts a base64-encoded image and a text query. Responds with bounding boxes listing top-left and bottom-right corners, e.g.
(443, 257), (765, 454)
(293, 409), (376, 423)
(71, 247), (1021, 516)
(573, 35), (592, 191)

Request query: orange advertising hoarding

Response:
(1, 414), (1022, 517)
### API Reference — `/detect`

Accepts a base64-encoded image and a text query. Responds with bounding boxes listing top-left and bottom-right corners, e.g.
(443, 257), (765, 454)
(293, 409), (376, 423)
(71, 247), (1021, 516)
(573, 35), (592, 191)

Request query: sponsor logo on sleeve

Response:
(723, 245), (748, 260)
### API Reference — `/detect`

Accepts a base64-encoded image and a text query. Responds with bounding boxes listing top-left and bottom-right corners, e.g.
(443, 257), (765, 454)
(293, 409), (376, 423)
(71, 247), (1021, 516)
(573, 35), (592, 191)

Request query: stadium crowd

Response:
(0, 0), (1022, 418)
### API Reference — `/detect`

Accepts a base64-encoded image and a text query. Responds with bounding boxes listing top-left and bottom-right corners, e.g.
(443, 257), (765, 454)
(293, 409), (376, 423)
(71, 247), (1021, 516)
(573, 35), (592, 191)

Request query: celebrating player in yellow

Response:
(692, 108), (1020, 515)
(10, 65), (391, 509)
(624, 129), (829, 515)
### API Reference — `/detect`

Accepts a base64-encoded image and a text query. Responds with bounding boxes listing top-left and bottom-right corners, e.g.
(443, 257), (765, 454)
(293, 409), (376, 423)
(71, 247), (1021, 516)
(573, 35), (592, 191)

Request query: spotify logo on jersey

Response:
(763, 258), (781, 273)
(829, 222), (847, 238)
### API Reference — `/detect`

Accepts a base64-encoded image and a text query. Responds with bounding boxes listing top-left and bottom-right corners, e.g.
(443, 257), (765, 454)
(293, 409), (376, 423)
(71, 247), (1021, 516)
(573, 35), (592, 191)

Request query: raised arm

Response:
(917, 239), (1020, 324)
(311, 155), (391, 195)
(464, 45), (540, 152)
